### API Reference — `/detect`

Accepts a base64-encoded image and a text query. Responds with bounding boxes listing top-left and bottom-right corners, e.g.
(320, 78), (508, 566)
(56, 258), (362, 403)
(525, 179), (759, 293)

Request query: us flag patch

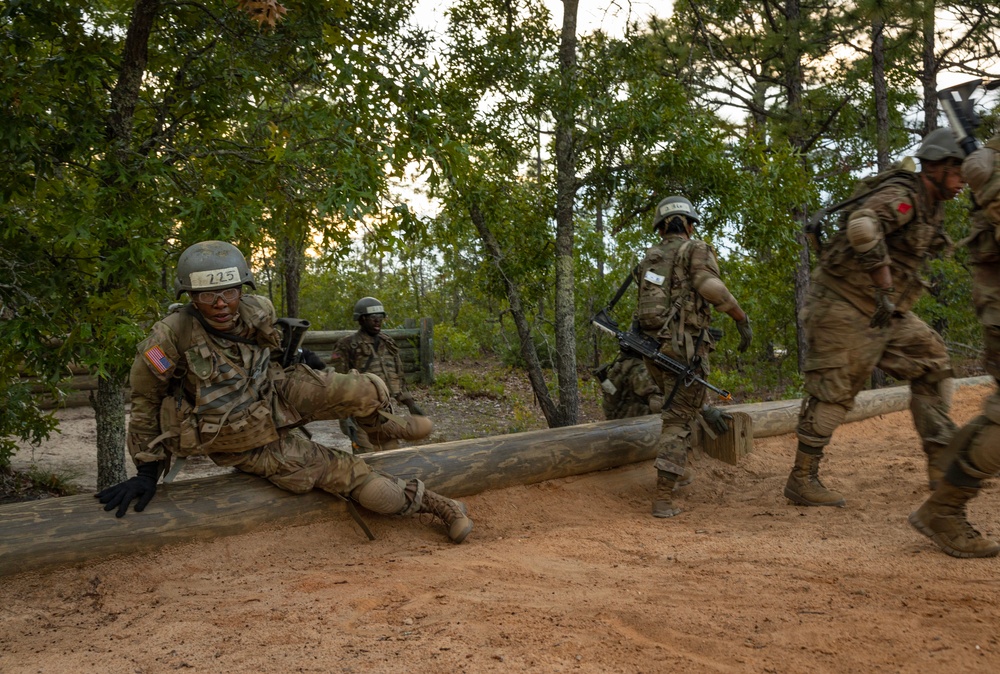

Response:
(144, 345), (173, 374)
(897, 202), (912, 214)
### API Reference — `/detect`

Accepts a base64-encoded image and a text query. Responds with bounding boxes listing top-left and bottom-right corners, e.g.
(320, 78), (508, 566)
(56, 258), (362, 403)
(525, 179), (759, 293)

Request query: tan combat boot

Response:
(908, 481), (1000, 558)
(652, 471), (682, 518)
(419, 490), (473, 544)
(784, 447), (846, 507)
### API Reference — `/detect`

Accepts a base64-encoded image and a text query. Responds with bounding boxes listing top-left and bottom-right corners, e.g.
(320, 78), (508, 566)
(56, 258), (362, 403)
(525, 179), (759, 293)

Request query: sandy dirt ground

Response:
(3, 384), (1000, 673)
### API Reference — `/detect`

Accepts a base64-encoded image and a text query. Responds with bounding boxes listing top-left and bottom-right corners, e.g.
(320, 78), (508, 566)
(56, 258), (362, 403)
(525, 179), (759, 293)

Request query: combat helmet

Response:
(916, 127), (963, 162)
(174, 241), (256, 299)
(353, 296), (386, 321)
(652, 195), (700, 233)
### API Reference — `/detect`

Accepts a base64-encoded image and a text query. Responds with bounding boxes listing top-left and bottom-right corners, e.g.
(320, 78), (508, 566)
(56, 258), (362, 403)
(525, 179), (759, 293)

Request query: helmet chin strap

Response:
(202, 311), (240, 332)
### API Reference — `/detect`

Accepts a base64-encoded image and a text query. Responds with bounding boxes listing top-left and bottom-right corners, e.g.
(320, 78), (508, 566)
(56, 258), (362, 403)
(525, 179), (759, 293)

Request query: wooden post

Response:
(701, 412), (753, 465)
(419, 317), (434, 384)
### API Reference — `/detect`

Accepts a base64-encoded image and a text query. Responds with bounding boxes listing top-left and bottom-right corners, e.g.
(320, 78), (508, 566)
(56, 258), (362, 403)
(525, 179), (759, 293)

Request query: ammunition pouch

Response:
(156, 395), (279, 456)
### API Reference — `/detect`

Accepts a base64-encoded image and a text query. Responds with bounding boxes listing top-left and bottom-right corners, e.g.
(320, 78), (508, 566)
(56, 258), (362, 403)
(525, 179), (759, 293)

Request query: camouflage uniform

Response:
(329, 329), (409, 451)
(908, 138), (1000, 558)
(636, 225), (745, 517)
(129, 296), (404, 495)
(102, 241), (469, 544)
(598, 354), (663, 420)
(791, 169), (957, 505)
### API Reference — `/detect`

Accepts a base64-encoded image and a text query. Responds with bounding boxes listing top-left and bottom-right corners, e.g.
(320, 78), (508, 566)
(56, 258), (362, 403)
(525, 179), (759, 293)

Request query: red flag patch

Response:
(897, 202), (912, 214)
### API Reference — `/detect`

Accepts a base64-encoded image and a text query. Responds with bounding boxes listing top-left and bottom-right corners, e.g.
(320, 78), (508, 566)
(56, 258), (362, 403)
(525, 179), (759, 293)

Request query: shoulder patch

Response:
(897, 202), (912, 214)
(144, 345), (173, 374)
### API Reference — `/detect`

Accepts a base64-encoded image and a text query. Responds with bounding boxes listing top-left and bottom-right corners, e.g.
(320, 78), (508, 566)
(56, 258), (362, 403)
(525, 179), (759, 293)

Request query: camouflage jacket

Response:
(127, 295), (300, 464)
(815, 170), (947, 316)
(329, 329), (407, 398)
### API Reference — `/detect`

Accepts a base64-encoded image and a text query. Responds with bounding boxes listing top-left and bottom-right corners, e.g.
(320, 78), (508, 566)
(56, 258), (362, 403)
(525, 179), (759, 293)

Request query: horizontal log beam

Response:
(0, 376), (991, 576)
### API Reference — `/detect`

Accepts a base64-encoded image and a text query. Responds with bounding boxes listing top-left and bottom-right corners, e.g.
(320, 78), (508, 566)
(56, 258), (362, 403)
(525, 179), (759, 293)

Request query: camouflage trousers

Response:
(643, 354), (706, 476)
(208, 364), (391, 496)
(796, 288), (956, 451)
(948, 256), (1000, 479)
(212, 427), (372, 495)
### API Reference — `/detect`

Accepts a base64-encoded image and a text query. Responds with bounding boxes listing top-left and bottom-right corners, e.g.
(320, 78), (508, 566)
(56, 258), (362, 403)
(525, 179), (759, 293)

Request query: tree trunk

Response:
(468, 201), (564, 426)
(552, 0), (580, 426)
(93, 0), (162, 489)
(6, 375), (991, 577)
(872, 19), (890, 171)
(93, 374), (128, 490)
(870, 17), (890, 388)
(280, 230), (303, 318)
(921, 0), (937, 133)
(592, 202), (605, 369)
(784, 0), (810, 373)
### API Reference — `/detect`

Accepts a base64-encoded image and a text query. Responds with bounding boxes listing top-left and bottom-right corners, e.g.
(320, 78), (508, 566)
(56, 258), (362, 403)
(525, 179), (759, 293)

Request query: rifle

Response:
(275, 317), (311, 368)
(591, 309), (732, 401)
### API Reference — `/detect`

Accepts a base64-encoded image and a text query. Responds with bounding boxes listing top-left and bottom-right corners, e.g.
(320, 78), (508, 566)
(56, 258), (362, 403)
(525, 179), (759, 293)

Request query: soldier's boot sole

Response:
(908, 509), (1000, 559)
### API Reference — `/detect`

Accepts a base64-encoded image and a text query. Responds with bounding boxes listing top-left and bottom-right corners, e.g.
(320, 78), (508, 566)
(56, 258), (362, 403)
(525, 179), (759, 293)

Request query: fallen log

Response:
(0, 375), (992, 577)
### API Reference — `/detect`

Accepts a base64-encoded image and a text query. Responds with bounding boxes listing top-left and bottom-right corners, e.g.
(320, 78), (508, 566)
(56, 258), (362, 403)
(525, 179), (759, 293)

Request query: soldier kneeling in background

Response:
(330, 296), (423, 453)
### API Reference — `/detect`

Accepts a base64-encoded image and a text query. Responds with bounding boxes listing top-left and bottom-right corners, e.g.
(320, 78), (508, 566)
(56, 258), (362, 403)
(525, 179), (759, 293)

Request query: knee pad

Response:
(966, 408), (1000, 477)
(910, 374), (958, 446)
(796, 397), (847, 447)
(350, 473), (423, 516)
(986, 328), (1000, 378)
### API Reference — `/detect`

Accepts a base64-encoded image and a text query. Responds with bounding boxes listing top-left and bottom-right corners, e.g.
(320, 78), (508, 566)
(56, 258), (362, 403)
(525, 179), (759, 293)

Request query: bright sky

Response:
(413, 0), (663, 38)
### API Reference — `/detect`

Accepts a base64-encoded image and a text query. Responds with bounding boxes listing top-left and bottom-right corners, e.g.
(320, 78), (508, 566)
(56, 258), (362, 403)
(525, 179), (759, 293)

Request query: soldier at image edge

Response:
(785, 127), (966, 509)
(95, 241), (473, 544)
(329, 296), (422, 452)
(908, 136), (1000, 558)
(634, 195), (752, 518)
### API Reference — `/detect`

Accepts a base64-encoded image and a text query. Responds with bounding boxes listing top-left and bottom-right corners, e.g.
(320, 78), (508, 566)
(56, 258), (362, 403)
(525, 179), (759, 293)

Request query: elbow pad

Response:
(694, 273), (738, 312)
(846, 210), (881, 253)
(964, 147), (1000, 206)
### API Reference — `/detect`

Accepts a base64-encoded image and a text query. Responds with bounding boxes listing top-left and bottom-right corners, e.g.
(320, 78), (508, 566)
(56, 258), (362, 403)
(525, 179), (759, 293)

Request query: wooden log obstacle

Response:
(0, 376), (991, 577)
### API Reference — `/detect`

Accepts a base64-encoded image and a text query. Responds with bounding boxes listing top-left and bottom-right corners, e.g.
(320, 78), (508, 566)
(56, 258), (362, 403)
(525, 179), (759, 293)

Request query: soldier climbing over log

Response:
(95, 241), (473, 544)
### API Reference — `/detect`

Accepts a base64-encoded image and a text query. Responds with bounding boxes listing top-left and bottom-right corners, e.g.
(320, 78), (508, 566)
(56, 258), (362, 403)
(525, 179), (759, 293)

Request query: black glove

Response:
(397, 392), (425, 416)
(300, 348), (327, 370)
(95, 462), (160, 518)
(735, 317), (753, 353)
(870, 286), (896, 329)
(702, 405), (733, 435)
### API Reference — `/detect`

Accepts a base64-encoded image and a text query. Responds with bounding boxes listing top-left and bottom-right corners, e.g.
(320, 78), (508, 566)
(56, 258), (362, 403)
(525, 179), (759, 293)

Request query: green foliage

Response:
(432, 371), (505, 399)
(0, 0), (433, 458)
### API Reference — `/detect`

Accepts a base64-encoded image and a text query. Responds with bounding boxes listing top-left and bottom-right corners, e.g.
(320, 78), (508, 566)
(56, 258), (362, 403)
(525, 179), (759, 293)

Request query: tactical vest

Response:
(345, 332), (404, 395)
(817, 169), (942, 313)
(153, 298), (288, 456)
(819, 169), (920, 269)
(635, 236), (711, 359)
